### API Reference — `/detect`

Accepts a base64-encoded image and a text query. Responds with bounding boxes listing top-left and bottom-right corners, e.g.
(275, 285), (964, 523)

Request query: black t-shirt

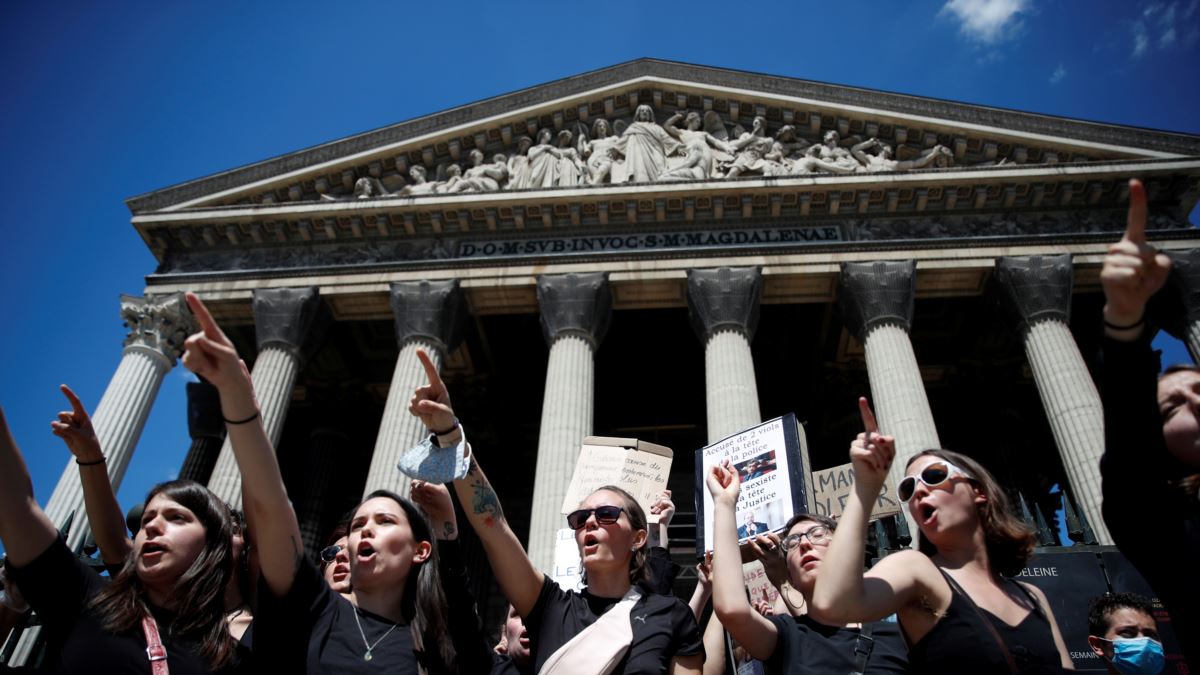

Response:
(490, 652), (529, 675)
(253, 554), (419, 674)
(7, 537), (244, 674)
(252, 539), (490, 675)
(523, 576), (704, 674)
(764, 615), (908, 675)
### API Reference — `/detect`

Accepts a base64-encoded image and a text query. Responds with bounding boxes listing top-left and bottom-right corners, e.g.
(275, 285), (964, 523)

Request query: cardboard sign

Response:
(695, 414), (814, 557)
(549, 527), (585, 592)
(559, 436), (673, 524)
(811, 462), (901, 520)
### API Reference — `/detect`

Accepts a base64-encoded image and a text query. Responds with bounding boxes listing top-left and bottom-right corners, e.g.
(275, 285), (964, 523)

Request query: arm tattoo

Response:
(470, 476), (504, 528)
(443, 522), (456, 538)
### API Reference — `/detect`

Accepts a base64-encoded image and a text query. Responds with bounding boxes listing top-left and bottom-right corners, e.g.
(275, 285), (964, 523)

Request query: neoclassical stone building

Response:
(34, 59), (1200, 628)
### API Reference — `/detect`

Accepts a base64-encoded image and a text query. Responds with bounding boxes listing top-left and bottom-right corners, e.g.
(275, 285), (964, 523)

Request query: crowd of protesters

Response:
(0, 177), (1194, 674)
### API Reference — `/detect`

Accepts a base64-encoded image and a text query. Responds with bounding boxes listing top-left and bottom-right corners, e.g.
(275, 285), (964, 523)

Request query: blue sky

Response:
(1, 0), (1197, 548)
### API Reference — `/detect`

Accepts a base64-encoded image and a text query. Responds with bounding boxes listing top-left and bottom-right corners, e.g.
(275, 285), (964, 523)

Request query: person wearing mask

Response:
(1087, 593), (1163, 675)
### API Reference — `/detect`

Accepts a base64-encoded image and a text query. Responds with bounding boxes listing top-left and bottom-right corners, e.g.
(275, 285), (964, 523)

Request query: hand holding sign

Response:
(1100, 179), (1172, 333)
(408, 348), (456, 433)
(705, 458), (740, 506)
(850, 397), (895, 493)
(50, 385), (103, 463)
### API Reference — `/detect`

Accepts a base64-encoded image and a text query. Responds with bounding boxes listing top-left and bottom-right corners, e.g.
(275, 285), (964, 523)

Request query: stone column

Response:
(687, 267), (764, 443)
(362, 280), (466, 498)
(840, 261), (940, 536)
(527, 273), (612, 573)
(994, 255), (1111, 544)
(41, 293), (196, 551)
(178, 381), (226, 484)
(207, 287), (323, 509)
(299, 428), (349, 553)
(1164, 249), (1200, 362)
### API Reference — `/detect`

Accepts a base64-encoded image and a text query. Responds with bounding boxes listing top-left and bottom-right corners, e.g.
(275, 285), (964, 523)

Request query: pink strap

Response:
(141, 615), (170, 675)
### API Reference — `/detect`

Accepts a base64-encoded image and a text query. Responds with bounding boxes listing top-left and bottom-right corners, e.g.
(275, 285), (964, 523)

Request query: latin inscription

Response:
(457, 226), (841, 259)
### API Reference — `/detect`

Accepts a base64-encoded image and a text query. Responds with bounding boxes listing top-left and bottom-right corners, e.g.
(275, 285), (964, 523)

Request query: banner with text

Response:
(811, 462), (901, 520)
(560, 436), (673, 524)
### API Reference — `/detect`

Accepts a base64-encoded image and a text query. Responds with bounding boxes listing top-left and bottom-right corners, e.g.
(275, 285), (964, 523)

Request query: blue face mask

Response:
(1107, 636), (1165, 675)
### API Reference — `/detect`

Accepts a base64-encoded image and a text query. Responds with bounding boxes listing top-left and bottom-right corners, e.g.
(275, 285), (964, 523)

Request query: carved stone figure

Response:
(434, 163), (464, 193)
(554, 130), (586, 187)
(851, 138), (954, 172)
(610, 104), (682, 183)
(578, 118), (619, 185)
(320, 176), (392, 201)
(447, 150), (510, 193)
(723, 116), (777, 179)
(527, 128), (559, 188)
(659, 111), (731, 181)
(504, 136), (534, 190)
(792, 130), (862, 175)
(769, 125), (809, 174)
(398, 165), (437, 196)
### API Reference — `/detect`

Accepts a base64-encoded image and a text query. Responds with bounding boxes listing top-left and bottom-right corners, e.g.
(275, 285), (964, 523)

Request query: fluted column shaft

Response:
(207, 287), (323, 509)
(208, 347), (303, 508)
(364, 340), (441, 498)
(840, 261), (939, 538)
(704, 331), (761, 442)
(995, 255), (1111, 544)
(1022, 320), (1110, 543)
(363, 279), (464, 498)
(1164, 250), (1200, 362)
(527, 273), (611, 573)
(528, 334), (595, 571)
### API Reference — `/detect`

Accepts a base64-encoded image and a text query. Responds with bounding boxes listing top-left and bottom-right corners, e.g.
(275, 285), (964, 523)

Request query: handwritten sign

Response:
(811, 463), (901, 520)
(560, 436), (673, 524)
(549, 527), (585, 592)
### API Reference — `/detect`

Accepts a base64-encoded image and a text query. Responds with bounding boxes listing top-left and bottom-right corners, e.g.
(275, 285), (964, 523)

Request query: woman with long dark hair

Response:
(811, 399), (1073, 674)
(0, 399), (242, 673)
(179, 292), (489, 674)
(1098, 178), (1199, 670)
(408, 349), (704, 675)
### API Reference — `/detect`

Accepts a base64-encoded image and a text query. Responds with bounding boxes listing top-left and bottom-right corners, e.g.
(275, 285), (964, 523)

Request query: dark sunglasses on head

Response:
(319, 544), (343, 563)
(566, 505), (625, 530)
(898, 460), (972, 503)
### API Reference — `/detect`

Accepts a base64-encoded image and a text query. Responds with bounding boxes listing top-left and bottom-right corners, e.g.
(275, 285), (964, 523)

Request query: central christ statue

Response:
(611, 104), (682, 183)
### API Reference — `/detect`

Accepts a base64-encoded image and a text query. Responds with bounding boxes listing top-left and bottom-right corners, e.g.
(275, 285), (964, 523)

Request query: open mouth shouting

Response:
(141, 541), (168, 562)
(916, 500), (938, 527)
(331, 562), (350, 584)
(581, 531), (601, 556)
(356, 541), (377, 564)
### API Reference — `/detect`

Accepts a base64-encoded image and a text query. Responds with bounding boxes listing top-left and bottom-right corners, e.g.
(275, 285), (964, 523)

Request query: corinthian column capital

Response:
(993, 254), (1073, 332)
(389, 279), (467, 354)
(119, 292), (197, 365)
(536, 272), (612, 348)
(838, 260), (917, 340)
(687, 267), (763, 343)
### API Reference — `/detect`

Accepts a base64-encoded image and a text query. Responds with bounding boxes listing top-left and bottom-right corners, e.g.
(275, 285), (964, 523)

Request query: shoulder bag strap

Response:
(850, 622), (874, 675)
(141, 614), (170, 675)
(939, 570), (1018, 675)
(538, 587), (641, 675)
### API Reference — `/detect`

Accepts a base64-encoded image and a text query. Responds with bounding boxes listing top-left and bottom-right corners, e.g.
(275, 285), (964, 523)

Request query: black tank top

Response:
(906, 570), (1066, 675)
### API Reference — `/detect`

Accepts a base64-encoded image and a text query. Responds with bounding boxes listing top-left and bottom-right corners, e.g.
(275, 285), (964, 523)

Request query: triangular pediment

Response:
(127, 59), (1200, 214)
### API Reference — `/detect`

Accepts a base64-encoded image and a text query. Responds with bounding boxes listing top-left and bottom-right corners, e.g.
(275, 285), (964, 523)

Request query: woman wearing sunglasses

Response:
(811, 398), (1073, 674)
(179, 292), (491, 674)
(409, 349), (705, 675)
(707, 457), (908, 674)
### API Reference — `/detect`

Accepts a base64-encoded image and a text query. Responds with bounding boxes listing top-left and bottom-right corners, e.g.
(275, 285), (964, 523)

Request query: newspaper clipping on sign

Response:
(695, 414), (814, 557)
(559, 436), (673, 524)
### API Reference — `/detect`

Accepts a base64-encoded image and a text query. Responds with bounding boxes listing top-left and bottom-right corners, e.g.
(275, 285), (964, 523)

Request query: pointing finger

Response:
(858, 396), (879, 434)
(416, 349), (443, 391)
(185, 292), (226, 343)
(60, 385), (86, 418)
(1125, 179), (1147, 245)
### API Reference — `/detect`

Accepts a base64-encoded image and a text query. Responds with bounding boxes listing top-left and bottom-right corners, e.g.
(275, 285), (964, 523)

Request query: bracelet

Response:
(1104, 316), (1145, 331)
(224, 410), (261, 425)
(76, 456), (107, 466)
(431, 417), (460, 436)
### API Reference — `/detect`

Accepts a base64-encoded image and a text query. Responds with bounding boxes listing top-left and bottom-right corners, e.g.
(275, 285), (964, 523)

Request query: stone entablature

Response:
(125, 60), (1200, 215)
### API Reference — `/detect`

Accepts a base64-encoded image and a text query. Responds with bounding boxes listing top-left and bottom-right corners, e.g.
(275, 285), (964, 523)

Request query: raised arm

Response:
(707, 459), (778, 660)
(50, 385), (131, 565)
(811, 398), (935, 623)
(0, 407), (57, 567)
(180, 292), (303, 597)
(409, 349), (545, 617)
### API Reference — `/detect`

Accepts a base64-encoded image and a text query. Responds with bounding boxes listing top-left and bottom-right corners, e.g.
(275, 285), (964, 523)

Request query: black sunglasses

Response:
(319, 544), (343, 563)
(566, 505), (625, 530)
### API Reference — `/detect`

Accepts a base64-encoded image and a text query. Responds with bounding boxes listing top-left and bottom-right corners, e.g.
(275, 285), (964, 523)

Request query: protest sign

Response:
(559, 436), (673, 523)
(811, 462), (901, 520)
(694, 414), (813, 557)
(549, 527), (585, 592)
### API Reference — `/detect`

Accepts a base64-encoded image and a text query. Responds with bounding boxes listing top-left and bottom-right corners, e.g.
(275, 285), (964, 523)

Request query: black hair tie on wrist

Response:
(431, 418), (460, 436)
(1104, 317), (1145, 331)
(224, 410), (261, 425)
(76, 456), (107, 466)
